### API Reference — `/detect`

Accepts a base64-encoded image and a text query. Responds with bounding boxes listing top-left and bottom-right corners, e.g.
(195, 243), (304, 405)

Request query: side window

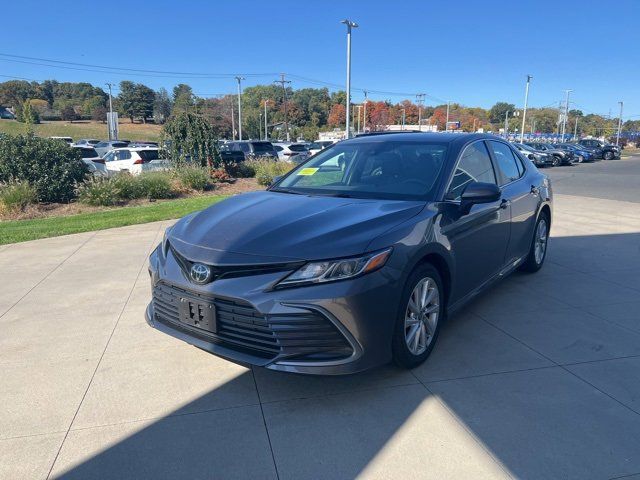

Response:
(447, 142), (496, 200)
(239, 143), (250, 153)
(121, 151), (131, 160)
(489, 141), (524, 185)
(103, 151), (115, 162)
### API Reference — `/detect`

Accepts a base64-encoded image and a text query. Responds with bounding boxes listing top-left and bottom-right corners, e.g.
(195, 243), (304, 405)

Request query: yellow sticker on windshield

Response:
(297, 168), (318, 176)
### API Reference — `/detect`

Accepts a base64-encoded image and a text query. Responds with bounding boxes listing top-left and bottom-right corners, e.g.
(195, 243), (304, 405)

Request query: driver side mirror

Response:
(460, 182), (501, 212)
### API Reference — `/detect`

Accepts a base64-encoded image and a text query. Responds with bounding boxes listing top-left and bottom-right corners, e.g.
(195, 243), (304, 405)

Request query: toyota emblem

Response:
(189, 263), (211, 284)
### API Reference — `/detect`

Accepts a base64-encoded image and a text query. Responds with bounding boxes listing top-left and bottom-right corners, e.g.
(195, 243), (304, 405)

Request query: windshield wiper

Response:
(269, 188), (305, 195)
(312, 192), (355, 198)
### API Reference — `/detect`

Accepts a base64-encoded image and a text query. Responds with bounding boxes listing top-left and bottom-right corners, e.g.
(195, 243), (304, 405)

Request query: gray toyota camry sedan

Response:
(147, 133), (552, 375)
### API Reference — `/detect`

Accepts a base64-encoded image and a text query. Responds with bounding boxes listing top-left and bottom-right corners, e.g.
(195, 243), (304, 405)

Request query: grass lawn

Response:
(0, 119), (162, 141)
(0, 195), (227, 245)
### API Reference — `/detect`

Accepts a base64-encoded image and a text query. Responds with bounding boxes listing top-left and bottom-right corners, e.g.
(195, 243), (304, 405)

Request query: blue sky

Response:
(2, 0), (638, 117)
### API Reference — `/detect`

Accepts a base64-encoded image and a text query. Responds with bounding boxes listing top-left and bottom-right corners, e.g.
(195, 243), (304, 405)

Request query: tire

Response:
(392, 264), (444, 369)
(552, 155), (560, 167)
(603, 151), (614, 160)
(519, 211), (550, 273)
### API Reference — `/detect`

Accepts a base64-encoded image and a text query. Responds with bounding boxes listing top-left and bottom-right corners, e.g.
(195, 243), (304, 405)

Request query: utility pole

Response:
(235, 76), (245, 140)
(416, 93), (425, 131)
(401, 108), (406, 130)
(356, 105), (362, 133)
(274, 74), (291, 141)
(504, 111), (510, 139)
(341, 19), (358, 139)
(362, 90), (368, 133)
(616, 101), (623, 146)
(520, 74), (532, 143)
(105, 82), (114, 140)
(263, 100), (268, 140)
(561, 89), (572, 141)
(445, 102), (450, 132)
(556, 101), (562, 137)
(230, 100), (236, 141)
(259, 113), (263, 140)
(574, 116), (579, 141)
(472, 118), (477, 132)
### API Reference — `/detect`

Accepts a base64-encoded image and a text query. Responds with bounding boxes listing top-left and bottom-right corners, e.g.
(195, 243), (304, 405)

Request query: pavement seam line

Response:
(0, 231), (98, 319)
(45, 225), (164, 480)
(250, 366), (281, 480)
(476, 312), (640, 418)
(408, 370), (515, 479)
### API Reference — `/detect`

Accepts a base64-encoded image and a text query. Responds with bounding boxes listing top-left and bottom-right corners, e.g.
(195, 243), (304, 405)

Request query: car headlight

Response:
(277, 248), (392, 287)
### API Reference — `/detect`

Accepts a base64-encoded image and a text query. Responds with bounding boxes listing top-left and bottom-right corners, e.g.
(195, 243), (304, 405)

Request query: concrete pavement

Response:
(2, 192), (640, 479)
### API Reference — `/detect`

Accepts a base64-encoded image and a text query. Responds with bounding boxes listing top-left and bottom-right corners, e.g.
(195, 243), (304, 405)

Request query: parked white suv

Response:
(103, 147), (165, 175)
(272, 142), (310, 162)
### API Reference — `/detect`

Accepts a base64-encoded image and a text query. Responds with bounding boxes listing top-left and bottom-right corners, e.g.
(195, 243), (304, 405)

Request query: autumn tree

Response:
(328, 104), (346, 127)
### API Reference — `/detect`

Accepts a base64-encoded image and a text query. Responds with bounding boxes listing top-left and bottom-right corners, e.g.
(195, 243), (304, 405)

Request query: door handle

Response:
(530, 186), (540, 195)
(500, 199), (511, 209)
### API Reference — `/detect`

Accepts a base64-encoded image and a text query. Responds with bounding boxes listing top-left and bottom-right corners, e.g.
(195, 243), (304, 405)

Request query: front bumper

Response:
(146, 246), (403, 375)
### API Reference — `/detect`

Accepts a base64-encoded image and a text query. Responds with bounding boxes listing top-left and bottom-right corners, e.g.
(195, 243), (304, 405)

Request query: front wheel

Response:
(603, 151), (614, 160)
(392, 264), (443, 369)
(552, 156), (560, 167)
(520, 212), (550, 273)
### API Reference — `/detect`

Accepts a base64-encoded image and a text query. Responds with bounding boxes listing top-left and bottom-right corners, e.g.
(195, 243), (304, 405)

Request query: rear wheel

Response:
(520, 212), (550, 273)
(392, 264), (443, 369)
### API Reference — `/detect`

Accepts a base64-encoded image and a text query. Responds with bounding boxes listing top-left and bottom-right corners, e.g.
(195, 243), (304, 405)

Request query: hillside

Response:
(0, 119), (162, 141)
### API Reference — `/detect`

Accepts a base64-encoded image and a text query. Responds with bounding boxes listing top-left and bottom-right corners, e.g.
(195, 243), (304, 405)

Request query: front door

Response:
(440, 141), (511, 304)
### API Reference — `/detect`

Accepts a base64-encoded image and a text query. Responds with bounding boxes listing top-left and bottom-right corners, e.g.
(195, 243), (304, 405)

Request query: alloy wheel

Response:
(534, 218), (548, 265)
(404, 277), (439, 355)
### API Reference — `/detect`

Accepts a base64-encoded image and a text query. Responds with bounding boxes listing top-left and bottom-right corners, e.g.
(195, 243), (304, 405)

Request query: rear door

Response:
(488, 140), (539, 265)
(441, 141), (511, 303)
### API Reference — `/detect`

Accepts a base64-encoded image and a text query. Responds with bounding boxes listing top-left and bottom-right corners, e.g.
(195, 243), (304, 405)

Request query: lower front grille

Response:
(152, 282), (352, 362)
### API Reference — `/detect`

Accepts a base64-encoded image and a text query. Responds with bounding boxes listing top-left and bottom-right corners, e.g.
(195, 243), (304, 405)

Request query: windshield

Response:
(273, 140), (448, 200)
(250, 142), (274, 153)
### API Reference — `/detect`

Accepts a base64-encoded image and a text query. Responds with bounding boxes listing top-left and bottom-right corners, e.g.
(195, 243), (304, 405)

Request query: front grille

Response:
(152, 282), (352, 362)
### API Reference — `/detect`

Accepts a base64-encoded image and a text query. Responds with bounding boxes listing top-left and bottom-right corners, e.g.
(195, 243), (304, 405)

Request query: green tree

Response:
(117, 81), (154, 123)
(160, 112), (219, 167)
(153, 87), (172, 124)
(82, 95), (106, 118)
(20, 100), (40, 125)
(172, 84), (194, 114)
(488, 102), (516, 125)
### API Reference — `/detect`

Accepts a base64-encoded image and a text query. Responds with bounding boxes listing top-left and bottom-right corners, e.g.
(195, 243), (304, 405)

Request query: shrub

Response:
(226, 161), (255, 178)
(138, 171), (174, 199)
(77, 178), (121, 206)
(110, 173), (144, 200)
(0, 181), (36, 214)
(173, 166), (210, 191)
(247, 160), (294, 186)
(0, 133), (87, 202)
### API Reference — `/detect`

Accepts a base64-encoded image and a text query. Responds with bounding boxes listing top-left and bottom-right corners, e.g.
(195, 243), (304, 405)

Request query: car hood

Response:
(169, 191), (425, 265)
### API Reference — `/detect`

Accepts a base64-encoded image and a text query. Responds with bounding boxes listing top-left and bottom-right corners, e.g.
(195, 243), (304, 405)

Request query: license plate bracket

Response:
(179, 297), (217, 333)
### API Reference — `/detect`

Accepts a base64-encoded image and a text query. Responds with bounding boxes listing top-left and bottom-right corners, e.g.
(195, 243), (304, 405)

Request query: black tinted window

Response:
(489, 141), (523, 184)
(78, 148), (97, 158)
(250, 142), (274, 153)
(138, 150), (159, 161)
(289, 144), (307, 152)
(448, 142), (496, 200)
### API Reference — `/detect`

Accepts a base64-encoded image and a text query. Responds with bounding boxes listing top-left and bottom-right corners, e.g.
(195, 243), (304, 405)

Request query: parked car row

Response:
(510, 138), (622, 168)
(218, 139), (337, 164)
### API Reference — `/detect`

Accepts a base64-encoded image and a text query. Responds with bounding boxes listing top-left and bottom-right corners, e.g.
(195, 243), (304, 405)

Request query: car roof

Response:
(344, 132), (499, 145)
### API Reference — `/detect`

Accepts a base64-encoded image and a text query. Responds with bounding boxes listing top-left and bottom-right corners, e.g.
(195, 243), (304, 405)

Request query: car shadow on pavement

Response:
(52, 233), (640, 480)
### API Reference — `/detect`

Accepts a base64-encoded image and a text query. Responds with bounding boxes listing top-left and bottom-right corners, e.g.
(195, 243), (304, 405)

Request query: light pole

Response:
(520, 74), (532, 143)
(416, 93), (425, 131)
(356, 104), (362, 133)
(445, 102), (450, 132)
(341, 19), (358, 139)
(574, 116), (579, 140)
(561, 89), (572, 141)
(616, 101), (623, 146)
(105, 82), (114, 140)
(401, 108), (406, 130)
(259, 113), (263, 140)
(235, 76), (245, 140)
(362, 90), (368, 133)
(263, 100), (268, 140)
